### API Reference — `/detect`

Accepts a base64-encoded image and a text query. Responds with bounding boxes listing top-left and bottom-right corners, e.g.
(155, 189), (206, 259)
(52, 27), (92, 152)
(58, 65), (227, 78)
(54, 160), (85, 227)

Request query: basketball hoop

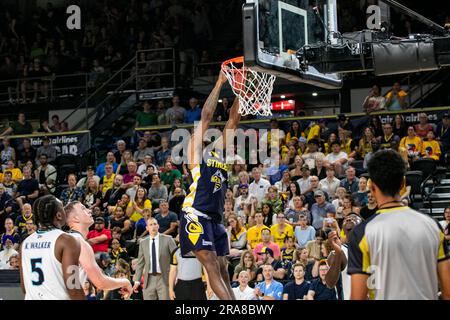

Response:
(221, 56), (276, 117)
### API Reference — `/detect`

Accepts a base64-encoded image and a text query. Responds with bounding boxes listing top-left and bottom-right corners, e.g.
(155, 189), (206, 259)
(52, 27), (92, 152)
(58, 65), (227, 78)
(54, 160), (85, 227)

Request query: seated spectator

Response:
(253, 229), (281, 263)
(77, 166), (101, 189)
(14, 203), (33, 235)
(16, 138), (36, 167)
(155, 137), (172, 167)
(114, 140), (128, 168)
(35, 137), (57, 164)
(96, 152), (118, 178)
(135, 101), (157, 128)
(110, 239), (129, 264)
(363, 85), (385, 113)
(232, 271), (256, 300)
(20, 219), (37, 242)
(153, 200), (178, 236)
(168, 187), (185, 215)
(414, 113), (435, 139)
(34, 154), (57, 194)
(50, 115), (62, 132)
(400, 126), (423, 162)
(109, 206), (133, 241)
(99, 164), (116, 195)
(363, 141), (381, 170)
(165, 95), (186, 125)
(306, 120), (326, 143)
(359, 192), (378, 220)
(0, 112), (33, 137)
(103, 175), (125, 211)
(378, 122), (400, 150)
(126, 175), (143, 200)
(285, 121), (304, 144)
(148, 173), (168, 206)
(184, 97), (201, 124)
(249, 168), (271, 204)
(227, 214), (247, 257)
(274, 169), (291, 194)
(122, 162), (139, 187)
(337, 194), (361, 221)
(234, 184), (250, 218)
(60, 174), (85, 205)
(280, 236), (296, 264)
(134, 138), (154, 164)
(126, 187), (151, 223)
(305, 260), (337, 300)
(82, 178), (103, 210)
(392, 114), (408, 138)
(285, 196), (310, 227)
(254, 263), (284, 300)
(339, 129), (357, 161)
(262, 186), (283, 215)
(1, 171), (18, 198)
(0, 218), (20, 251)
(261, 203), (273, 228)
(87, 217), (112, 261)
(319, 166), (340, 199)
(0, 185), (15, 227)
(339, 167), (359, 194)
(168, 178), (185, 201)
(385, 82), (407, 111)
(310, 190), (336, 230)
(291, 248), (315, 281)
(246, 212), (270, 250)
(15, 166), (39, 208)
(297, 165), (312, 195)
(302, 139), (325, 170)
(421, 131), (441, 161)
(0, 236), (18, 269)
(270, 212), (294, 250)
(324, 142), (348, 176)
(294, 214), (316, 248)
(160, 160), (182, 189)
(352, 177), (369, 207)
(232, 250), (258, 282)
(0, 138), (16, 169)
(3, 160), (23, 183)
(290, 155), (305, 180)
(283, 262), (311, 300)
(310, 158), (327, 181)
(304, 175), (329, 209)
(8, 254), (19, 270)
(358, 127), (376, 159)
(137, 156), (157, 177)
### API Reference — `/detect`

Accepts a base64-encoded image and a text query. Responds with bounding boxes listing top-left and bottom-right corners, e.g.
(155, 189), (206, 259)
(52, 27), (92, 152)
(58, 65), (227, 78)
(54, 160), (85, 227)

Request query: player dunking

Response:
(64, 201), (133, 298)
(180, 71), (240, 300)
(19, 195), (85, 300)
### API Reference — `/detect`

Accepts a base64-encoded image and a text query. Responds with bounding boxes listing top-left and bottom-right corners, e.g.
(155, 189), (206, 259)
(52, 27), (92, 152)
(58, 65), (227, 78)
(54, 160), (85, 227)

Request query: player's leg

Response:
(218, 256), (235, 299)
(214, 223), (236, 299)
(194, 249), (233, 300)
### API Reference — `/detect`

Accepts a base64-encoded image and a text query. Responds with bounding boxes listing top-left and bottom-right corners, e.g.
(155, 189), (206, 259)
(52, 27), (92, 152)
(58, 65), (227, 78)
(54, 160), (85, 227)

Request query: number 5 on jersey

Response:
(30, 258), (44, 286)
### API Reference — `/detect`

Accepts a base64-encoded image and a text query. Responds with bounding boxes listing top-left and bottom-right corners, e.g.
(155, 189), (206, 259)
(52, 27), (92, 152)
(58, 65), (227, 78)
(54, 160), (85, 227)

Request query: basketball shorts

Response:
(179, 211), (229, 257)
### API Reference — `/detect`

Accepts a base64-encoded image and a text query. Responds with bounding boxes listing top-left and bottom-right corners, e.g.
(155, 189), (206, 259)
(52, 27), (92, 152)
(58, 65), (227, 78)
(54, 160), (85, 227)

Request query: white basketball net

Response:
(222, 57), (276, 116)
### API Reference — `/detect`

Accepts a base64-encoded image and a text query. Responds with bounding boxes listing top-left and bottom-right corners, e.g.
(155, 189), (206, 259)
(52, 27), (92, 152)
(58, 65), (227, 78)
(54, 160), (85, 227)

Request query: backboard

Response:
(243, 0), (342, 89)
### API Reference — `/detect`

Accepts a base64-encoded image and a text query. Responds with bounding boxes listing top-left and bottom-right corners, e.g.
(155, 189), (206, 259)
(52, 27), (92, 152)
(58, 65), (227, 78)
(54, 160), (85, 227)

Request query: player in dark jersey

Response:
(180, 71), (240, 300)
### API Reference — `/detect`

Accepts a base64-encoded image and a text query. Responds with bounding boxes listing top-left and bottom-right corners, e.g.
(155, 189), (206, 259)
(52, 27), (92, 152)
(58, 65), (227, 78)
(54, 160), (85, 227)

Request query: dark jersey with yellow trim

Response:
(347, 206), (449, 300)
(183, 151), (229, 223)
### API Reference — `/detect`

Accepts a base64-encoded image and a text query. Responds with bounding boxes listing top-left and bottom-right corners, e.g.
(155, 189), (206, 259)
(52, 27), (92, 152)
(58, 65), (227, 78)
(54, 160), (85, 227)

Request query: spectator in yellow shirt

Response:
(422, 131), (441, 161)
(286, 121), (305, 143)
(126, 186), (152, 222)
(400, 126), (423, 161)
(270, 212), (294, 249)
(307, 119), (326, 142)
(246, 212), (270, 250)
(2, 161), (23, 183)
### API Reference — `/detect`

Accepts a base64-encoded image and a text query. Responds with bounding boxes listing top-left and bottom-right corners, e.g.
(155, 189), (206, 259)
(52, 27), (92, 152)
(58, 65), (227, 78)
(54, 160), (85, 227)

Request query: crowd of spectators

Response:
(0, 103), (449, 300)
(0, 0), (240, 103)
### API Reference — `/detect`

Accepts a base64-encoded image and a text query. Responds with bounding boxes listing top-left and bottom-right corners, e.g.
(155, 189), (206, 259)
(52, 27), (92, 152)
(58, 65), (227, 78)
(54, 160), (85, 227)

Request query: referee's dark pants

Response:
(174, 278), (207, 300)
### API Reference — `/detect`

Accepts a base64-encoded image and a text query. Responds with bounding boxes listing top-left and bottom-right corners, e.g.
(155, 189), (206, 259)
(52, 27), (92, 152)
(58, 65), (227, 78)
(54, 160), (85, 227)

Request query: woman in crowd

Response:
(286, 120), (304, 143)
(421, 130), (441, 161)
(415, 113), (434, 139)
(109, 206), (133, 241)
(232, 250), (257, 282)
(233, 171), (250, 197)
(260, 203), (274, 228)
(370, 115), (384, 138)
(108, 193), (130, 215)
(126, 186), (151, 223)
(0, 138), (16, 170)
(336, 194), (361, 222)
(290, 155), (304, 179)
(82, 178), (103, 210)
(400, 126), (423, 163)
(229, 163), (246, 191)
(228, 214), (247, 257)
(323, 132), (338, 155)
(291, 247), (315, 281)
(332, 187), (347, 212)
(392, 114), (408, 138)
(358, 127), (375, 159)
(167, 178), (186, 200)
(287, 181), (302, 208)
(284, 144), (299, 167)
(311, 157), (326, 180)
(116, 150), (133, 175)
(297, 137), (308, 156)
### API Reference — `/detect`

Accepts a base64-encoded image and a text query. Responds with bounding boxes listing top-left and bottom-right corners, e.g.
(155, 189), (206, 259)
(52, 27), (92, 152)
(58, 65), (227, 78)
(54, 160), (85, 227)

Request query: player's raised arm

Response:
(187, 71), (228, 169)
(215, 97), (241, 149)
(57, 234), (86, 300)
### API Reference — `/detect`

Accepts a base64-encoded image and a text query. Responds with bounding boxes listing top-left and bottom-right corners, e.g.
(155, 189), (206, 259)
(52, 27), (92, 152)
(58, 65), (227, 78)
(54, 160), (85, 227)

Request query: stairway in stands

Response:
(420, 171), (450, 221)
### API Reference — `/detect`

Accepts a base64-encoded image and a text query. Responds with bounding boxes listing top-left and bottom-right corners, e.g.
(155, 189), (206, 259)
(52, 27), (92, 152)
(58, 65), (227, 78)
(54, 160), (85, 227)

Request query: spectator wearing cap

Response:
(153, 200), (178, 237)
(0, 235), (18, 269)
(254, 263), (284, 300)
(297, 164), (312, 195)
(301, 138), (325, 170)
(385, 82), (407, 111)
(134, 138), (155, 164)
(234, 183), (250, 217)
(77, 166), (101, 189)
(319, 166), (340, 199)
(87, 217), (112, 260)
(310, 190), (336, 230)
(305, 260), (337, 300)
(436, 113), (450, 157)
(35, 137), (57, 164)
(253, 228), (281, 263)
(248, 168), (271, 204)
(303, 176), (329, 210)
(324, 141), (348, 176)
(96, 152), (118, 178)
(339, 167), (359, 194)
